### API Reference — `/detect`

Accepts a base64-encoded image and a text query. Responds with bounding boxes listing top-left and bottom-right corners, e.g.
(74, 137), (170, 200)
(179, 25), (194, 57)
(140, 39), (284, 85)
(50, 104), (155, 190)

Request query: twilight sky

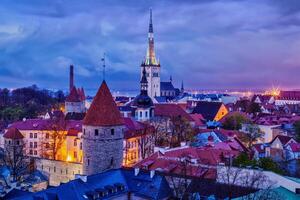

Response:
(1, 0), (300, 93)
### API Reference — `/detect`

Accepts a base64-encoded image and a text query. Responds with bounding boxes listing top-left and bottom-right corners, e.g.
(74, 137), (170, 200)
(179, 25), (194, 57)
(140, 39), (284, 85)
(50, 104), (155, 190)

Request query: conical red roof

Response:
(83, 81), (123, 126)
(66, 86), (81, 102)
(4, 127), (24, 139)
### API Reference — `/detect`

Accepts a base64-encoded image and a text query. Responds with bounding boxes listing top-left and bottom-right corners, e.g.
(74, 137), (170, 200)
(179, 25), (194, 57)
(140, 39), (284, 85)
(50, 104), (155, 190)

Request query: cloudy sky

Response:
(1, 0), (300, 93)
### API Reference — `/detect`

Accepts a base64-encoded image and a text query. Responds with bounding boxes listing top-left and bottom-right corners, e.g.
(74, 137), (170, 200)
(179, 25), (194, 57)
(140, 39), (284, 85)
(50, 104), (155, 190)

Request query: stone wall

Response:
(82, 125), (124, 175)
(35, 158), (83, 186)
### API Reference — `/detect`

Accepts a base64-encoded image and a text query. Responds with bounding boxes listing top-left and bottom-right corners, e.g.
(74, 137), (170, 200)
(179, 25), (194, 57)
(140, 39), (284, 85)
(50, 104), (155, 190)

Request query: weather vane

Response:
(101, 53), (106, 81)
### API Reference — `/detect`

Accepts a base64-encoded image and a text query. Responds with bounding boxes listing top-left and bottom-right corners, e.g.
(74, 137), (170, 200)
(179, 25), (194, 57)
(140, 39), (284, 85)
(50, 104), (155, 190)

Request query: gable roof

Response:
(14, 168), (172, 200)
(4, 127), (24, 139)
(160, 82), (175, 91)
(66, 87), (81, 102)
(83, 81), (123, 126)
(154, 103), (194, 122)
(192, 101), (224, 121)
(271, 135), (294, 146)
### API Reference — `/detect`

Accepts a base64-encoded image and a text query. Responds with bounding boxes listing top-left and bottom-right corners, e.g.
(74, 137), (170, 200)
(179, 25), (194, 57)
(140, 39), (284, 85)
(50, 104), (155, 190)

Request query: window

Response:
(30, 142), (33, 148)
(30, 133), (33, 138)
(83, 129), (85, 135)
(74, 139), (77, 146)
(95, 129), (99, 136)
(74, 151), (77, 159)
(46, 133), (49, 139)
(87, 159), (90, 166)
(111, 129), (115, 135)
(34, 142), (37, 148)
(145, 111), (148, 118)
(140, 111), (142, 118)
(153, 73), (159, 77)
(110, 157), (114, 166)
(16, 141), (20, 145)
(54, 166), (56, 173)
(34, 151), (37, 155)
(34, 133), (37, 138)
(8, 140), (11, 144)
(29, 150), (33, 155)
(46, 143), (49, 148)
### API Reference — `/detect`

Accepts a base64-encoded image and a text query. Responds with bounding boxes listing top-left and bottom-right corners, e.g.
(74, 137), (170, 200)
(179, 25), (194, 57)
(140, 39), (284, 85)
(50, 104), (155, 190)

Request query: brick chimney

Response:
(69, 65), (74, 93)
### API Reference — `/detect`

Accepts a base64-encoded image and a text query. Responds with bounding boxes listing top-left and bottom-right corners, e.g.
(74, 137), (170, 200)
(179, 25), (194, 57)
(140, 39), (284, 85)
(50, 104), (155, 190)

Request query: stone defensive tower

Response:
(82, 81), (124, 176)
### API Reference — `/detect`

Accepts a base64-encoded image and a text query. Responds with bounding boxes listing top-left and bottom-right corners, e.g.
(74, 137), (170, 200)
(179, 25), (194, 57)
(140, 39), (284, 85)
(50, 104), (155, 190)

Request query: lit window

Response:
(74, 139), (77, 146)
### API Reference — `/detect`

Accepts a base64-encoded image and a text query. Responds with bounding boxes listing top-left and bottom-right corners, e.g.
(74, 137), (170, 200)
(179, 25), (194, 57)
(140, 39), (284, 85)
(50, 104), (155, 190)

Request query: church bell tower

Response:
(141, 9), (161, 99)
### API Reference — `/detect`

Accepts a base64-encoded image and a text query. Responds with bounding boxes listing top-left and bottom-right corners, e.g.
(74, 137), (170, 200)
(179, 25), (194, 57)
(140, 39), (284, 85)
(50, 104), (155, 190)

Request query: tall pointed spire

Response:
(149, 8), (153, 33)
(145, 8), (158, 66)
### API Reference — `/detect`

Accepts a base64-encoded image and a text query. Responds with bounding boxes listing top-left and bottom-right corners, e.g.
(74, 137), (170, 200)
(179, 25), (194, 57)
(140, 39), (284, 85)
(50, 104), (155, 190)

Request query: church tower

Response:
(141, 9), (161, 99)
(132, 66), (154, 122)
(82, 81), (124, 175)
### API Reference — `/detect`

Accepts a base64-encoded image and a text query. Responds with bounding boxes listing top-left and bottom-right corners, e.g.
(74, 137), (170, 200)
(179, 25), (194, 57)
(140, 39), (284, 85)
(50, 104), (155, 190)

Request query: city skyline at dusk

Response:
(1, 0), (300, 92)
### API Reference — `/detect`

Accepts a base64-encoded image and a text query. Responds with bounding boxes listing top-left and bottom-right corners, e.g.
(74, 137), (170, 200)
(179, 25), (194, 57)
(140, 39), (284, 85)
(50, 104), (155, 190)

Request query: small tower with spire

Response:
(132, 66), (154, 122)
(141, 8), (161, 99)
(181, 80), (184, 94)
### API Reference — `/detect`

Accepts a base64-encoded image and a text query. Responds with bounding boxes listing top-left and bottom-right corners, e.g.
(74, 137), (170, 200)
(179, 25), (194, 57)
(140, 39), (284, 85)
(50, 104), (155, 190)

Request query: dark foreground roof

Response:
(186, 179), (257, 199)
(11, 168), (172, 200)
(160, 82), (175, 91)
(192, 101), (223, 121)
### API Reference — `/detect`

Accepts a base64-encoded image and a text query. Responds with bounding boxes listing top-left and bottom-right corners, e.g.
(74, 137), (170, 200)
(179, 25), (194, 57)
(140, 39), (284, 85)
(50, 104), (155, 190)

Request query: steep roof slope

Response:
(83, 81), (123, 126)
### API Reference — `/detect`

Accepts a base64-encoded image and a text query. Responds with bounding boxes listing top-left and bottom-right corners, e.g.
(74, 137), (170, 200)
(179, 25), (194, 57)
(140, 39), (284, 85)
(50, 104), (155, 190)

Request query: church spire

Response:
(145, 8), (158, 66)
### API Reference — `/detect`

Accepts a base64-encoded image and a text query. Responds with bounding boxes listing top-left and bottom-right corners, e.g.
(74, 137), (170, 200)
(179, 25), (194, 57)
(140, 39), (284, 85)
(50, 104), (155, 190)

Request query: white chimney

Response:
(150, 170), (155, 178)
(134, 168), (140, 176)
(75, 174), (87, 182)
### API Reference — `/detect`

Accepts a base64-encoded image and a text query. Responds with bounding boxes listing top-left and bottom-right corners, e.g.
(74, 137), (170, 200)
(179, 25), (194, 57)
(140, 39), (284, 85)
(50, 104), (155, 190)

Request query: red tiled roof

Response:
(190, 114), (205, 126)
(288, 143), (300, 152)
(278, 91), (300, 101)
(66, 87), (81, 102)
(4, 127), (24, 139)
(154, 103), (194, 122)
(9, 119), (82, 131)
(83, 81), (123, 126)
(123, 117), (153, 139)
(135, 147), (239, 179)
(271, 135), (294, 146)
(66, 129), (79, 137)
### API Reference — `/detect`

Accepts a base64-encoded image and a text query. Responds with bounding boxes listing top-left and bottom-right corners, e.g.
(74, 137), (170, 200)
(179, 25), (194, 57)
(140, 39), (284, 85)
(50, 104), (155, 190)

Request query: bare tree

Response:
(166, 153), (209, 199)
(241, 124), (263, 148)
(42, 119), (66, 160)
(0, 140), (30, 182)
(150, 116), (169, 146)
(217, 166), (284, 200)
(137, 129), (153, 160)
(169, 116), (194, 147)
